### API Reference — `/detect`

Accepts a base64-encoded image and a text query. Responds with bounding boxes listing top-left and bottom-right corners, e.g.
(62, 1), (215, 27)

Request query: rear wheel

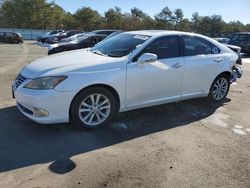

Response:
(208, 75), (230, 102)
(70, 87), (116, 129)
(12, 39), (18, 44)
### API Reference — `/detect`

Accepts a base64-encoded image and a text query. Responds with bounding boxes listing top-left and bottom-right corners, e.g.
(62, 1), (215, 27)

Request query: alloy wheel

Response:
(78, 93), (111, 126)
(212, 77), (229, 101)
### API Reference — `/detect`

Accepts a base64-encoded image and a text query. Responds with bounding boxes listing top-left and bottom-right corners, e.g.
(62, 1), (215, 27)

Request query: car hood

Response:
(49, 41), (77, 50)
(225, 44), (241, 50)
(21, 50), (124, 78)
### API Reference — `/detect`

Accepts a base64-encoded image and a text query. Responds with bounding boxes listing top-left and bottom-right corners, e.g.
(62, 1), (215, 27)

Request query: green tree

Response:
(155, 6), (174, 29)
(103, 7), (123, 29)
(74, 7), (101, 31)
(173, 8), (184, 30)
(61, 12), (77, 30)
(0, 2), (249, 35)
(191, 12), (201, 33)
(1, 0), (67, 29)
(179, 18), (192, 31)
(123, 7), (155, 30)
(209, 15), (224, 37)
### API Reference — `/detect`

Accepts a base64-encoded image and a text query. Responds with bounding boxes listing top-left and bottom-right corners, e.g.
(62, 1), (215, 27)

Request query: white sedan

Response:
(13, 30), (242, 129)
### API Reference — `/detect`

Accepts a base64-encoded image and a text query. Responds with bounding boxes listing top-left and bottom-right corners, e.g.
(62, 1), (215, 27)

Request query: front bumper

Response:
(13, 85), (77, 124)
(230, 65), (242, 83)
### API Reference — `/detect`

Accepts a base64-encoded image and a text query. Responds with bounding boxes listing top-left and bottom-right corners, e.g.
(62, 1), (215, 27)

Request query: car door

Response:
(5, 32), (14, 43)
(181, 35), (223, 99)
(126, 35), (184, 108)
(2, 32), (7, 42)
(0, 32), (4, 42)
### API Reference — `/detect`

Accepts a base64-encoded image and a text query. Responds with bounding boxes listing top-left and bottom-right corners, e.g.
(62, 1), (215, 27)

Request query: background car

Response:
(214, 38), (242, 65)
(228, 32), (250, 56)
(47, 30), (83, 44)
(213, 37), (230, 44)
(48, 34), (108, 55)
(37, 30), (64, 43)
(59, 33), (87, 43)
(0, 32), (23, 44)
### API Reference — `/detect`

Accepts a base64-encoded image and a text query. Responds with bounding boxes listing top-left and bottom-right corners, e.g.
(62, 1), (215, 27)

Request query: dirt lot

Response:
(0, 41), (249, 188)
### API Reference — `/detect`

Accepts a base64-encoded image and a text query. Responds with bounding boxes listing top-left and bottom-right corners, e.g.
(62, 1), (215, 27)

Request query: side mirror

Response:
(137, 53), (157, 64)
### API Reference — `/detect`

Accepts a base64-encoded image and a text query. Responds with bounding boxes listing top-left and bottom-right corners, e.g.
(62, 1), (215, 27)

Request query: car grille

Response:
(15, 74), (26, 88)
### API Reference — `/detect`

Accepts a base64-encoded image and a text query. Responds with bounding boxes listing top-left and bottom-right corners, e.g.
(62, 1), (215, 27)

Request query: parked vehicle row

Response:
(0, 32), (23, 44)
(37, 30), (64, 43)
(13, 30), (242, 129)
(48, 34), (107, 55)
(46, 30), (84, 44)
(47, 30), (122, 55)
(213, 33), (250, 56)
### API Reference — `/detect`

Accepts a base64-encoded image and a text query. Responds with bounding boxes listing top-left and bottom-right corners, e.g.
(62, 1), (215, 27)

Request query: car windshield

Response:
(90, 33), (150, 57)
(231, 34), (248, 42)
(75, 35), (91, 43)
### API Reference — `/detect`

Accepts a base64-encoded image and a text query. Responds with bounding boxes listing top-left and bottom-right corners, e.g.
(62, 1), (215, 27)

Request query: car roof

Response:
(66, 30), (82, 33)
(92, 29), (122, 32)
(0, 31), (17, 34)
(88, 34), (107, 37)
(80, 34), (107, 39)
(234, 32), (250, 35)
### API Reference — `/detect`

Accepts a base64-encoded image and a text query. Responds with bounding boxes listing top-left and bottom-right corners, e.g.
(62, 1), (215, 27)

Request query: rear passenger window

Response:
(183, 36), (220, 56)
(136, 36), (180, 60)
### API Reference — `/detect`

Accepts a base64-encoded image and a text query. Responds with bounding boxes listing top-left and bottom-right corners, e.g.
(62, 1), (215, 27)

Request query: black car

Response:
(226, 44), (242, 65)
(214, 37), (242, 65)
(213, 37), (230, 44)
(228, 32), (250, 56)
(37, 30), (64, 43)
(48, 34), (107, 55)
(0, 32), (23, 44)
(48, 30), (83, 44)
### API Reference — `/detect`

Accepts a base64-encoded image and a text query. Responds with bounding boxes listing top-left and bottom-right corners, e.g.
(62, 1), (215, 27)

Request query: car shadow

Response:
(0, 98), (230, 174)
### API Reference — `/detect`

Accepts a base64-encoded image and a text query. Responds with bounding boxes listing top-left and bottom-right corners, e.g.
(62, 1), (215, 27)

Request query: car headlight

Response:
(24, 76), (67, 89)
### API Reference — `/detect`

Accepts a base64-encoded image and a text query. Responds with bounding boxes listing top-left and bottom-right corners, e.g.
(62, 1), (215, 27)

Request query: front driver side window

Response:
(134, 35), (180, 62)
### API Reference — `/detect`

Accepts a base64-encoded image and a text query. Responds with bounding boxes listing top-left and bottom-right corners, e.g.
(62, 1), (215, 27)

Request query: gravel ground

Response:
(0, 41), (249, 188)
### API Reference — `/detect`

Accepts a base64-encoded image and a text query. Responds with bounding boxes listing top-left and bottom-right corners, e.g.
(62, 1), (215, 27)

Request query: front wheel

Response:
(208, 75), (230, 102)
(70, 87), (116, 129)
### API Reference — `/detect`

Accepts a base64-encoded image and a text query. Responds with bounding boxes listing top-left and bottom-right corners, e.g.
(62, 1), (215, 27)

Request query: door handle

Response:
(214, 57), (223, 63)
(172, 63), (183, 69)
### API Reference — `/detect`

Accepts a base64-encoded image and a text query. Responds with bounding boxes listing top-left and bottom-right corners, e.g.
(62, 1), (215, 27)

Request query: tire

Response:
(208, 74), (230, 103)
(70, 87), (117, 129)
(12, 39), (18, 44)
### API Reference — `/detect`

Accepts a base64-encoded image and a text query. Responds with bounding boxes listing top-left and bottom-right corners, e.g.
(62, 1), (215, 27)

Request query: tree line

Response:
(0, 0), (249, 37)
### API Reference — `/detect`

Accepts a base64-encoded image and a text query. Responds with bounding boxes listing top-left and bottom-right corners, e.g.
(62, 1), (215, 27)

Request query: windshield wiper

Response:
(91, 50), (107, 56)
